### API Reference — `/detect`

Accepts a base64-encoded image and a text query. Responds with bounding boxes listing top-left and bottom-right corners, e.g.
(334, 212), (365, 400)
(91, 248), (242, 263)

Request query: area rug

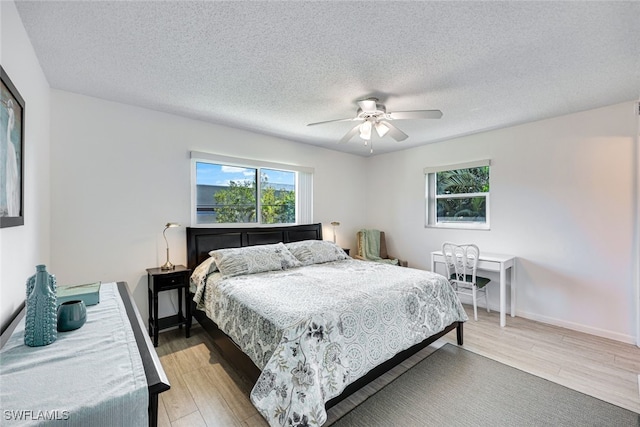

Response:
(330, 343), (639, 426)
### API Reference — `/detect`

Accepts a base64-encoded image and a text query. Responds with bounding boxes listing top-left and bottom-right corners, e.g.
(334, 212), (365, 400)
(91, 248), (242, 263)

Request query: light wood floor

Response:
(155, 306), (640, 426)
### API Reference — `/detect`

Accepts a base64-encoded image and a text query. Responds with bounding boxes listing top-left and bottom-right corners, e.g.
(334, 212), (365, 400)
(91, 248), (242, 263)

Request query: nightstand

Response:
(146, 265), (192, 347)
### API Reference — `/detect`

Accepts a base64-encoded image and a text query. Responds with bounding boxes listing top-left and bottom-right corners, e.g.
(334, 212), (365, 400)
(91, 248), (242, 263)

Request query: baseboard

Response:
(516, 309), (636, 345)
(456, 295), (636, 345)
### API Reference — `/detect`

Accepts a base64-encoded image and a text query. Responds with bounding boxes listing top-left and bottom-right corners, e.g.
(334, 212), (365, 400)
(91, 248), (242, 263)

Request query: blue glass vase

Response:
(24, 265), (57, 347)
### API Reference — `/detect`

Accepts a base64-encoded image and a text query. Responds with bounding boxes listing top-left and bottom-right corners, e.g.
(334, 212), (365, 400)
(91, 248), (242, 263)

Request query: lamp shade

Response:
(359, 120), (372, 140)
(330, 221), (340, 243)
(375, 121), (390, 137)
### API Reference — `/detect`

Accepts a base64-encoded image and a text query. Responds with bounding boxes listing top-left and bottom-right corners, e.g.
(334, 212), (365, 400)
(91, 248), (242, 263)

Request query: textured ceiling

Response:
(14, 1), (640, 156)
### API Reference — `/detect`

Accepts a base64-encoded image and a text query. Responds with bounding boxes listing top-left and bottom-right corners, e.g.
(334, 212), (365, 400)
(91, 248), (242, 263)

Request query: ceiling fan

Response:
(307, 98), (443, 148)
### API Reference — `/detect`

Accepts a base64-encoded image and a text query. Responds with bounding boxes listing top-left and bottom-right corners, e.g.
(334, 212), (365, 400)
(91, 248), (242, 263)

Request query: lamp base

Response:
(160, 261), (175, 270)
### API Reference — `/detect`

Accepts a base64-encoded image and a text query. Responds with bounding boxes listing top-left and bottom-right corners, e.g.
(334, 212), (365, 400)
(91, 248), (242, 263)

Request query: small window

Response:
(425, 160), (490, 229)
(191, 152), (313, 226)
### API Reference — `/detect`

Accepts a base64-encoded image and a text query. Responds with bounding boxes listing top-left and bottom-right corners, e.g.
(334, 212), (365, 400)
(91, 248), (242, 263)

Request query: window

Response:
(425, 160), (490, 229)
(259, 168), (296, 224)
(191, 152), (313, 226)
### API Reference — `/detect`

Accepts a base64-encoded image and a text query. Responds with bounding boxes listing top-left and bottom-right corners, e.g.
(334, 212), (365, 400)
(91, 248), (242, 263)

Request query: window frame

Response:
(424, 160), (491, 230)
(190, 152), (313, 227)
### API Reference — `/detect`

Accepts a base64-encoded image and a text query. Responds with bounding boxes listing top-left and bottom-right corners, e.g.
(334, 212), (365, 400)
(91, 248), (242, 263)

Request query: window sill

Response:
(425, 223), (490, 231)
(193, 223), (299, 228)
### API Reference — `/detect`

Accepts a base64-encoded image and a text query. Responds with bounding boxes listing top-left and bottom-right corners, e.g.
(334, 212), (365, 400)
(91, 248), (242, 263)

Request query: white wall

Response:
(365, 101), (638, 343)
(49, 90), (367, 321)
(0, 1), (51, 328)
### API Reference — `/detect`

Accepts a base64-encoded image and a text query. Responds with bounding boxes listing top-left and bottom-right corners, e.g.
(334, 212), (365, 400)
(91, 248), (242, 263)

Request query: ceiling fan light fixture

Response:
(375, 121), (389, 137)
(359, 120), (372, 140)
(307, 98), (442, 150)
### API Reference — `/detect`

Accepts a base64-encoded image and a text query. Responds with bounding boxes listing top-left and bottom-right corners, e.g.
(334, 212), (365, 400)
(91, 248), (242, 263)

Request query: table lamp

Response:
(330, 221), (340, 243)
(161, 222), (180, 270)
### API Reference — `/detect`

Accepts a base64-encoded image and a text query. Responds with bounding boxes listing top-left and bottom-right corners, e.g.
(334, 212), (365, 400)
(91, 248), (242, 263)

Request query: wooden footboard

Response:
(192, 300), (463, 409)
(117, 282), (170, 427)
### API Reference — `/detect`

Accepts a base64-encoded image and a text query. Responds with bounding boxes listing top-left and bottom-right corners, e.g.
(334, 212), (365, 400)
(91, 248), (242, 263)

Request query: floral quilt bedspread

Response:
(192, 258), (468, 426)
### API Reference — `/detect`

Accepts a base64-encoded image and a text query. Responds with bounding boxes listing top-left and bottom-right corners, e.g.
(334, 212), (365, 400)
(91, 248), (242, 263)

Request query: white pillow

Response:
(285, 240), (349, 266)
(209, 242), (301, 277)
(190, 256), (218, 289)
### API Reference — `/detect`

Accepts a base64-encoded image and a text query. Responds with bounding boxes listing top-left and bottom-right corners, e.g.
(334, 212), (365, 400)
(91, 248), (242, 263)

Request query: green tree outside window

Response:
(211, 171), (295, 224)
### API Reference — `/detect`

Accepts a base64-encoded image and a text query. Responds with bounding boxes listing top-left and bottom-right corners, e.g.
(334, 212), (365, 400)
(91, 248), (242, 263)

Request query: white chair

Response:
(442, 242), (491, 321)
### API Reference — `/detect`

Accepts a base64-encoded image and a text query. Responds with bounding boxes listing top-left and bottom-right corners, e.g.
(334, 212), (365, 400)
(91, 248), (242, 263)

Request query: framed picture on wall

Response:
(0, 65), (25, 228)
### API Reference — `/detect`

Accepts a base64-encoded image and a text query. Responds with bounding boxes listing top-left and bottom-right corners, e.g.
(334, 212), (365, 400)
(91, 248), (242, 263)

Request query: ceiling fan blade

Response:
(307, 117), (359, 126)
(357, 99), (378, 113)
(339, 124), (361, 143)
(388, 110), (443, 120)
(383, 121), (409, 142)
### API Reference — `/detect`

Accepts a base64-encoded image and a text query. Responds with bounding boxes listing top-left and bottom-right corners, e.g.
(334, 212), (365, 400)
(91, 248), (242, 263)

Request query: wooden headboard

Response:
(186, 223), (323, 270)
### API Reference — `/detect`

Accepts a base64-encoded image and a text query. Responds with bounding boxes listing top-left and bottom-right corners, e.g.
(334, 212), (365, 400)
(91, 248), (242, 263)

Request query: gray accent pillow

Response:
(209, 242), (301, 277)
(285, 240), (349, 266)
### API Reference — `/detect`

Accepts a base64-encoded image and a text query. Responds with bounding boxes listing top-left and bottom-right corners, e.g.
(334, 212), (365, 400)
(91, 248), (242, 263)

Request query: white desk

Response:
(431, 251), (516, 327)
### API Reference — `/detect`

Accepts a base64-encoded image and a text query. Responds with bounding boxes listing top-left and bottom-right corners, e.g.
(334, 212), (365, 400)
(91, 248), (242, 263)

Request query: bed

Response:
(186, 223), (467, 426)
